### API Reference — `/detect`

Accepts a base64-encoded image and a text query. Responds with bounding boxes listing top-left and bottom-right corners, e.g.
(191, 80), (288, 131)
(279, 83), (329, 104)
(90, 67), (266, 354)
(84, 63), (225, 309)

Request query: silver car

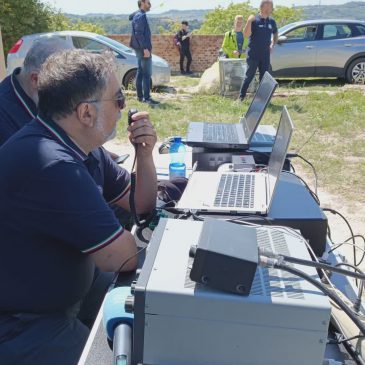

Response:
(6, 30), (171, 88)
(272, 19), (365, 83)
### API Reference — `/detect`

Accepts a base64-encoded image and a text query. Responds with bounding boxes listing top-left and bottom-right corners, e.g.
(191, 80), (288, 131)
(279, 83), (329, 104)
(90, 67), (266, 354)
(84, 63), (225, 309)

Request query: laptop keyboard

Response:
(214, 174), (256, 208)
(203, 124), (239, 143)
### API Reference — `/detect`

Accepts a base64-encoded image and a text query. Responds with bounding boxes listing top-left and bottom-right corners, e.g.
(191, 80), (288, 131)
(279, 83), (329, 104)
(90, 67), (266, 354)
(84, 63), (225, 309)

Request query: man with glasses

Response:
(129, 0), (160, 106)
(0, 50), (157, 365)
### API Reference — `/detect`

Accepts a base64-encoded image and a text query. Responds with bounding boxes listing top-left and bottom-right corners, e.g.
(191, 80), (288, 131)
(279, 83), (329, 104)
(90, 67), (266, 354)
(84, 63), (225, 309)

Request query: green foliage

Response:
(0, 0), (52, 55)
(197, 2), (252, 35)
(0, 1), (105, 56)
(273, 6), (303, 28)
(197, 2), (303, 34)
(48, 11), (105, 34)
(158, 20), (181, 35)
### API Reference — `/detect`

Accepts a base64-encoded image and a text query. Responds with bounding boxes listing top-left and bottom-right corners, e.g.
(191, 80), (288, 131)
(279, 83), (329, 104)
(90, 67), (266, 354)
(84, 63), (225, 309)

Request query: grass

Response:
(117, 76), (365, 203)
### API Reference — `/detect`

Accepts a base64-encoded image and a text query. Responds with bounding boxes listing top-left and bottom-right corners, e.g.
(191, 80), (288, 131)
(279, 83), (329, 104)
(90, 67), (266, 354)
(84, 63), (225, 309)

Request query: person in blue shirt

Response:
(0, 50), (157, 365)
(129, 0), (159, 106)
(0, 37), (72, 146)
(239, 0), (278, 101)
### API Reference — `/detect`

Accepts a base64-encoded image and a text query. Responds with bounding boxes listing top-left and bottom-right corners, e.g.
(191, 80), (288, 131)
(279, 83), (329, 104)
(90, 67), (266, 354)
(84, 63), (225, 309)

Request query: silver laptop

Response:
(177, 106), (294, 215)
(186, 72), (278, 149)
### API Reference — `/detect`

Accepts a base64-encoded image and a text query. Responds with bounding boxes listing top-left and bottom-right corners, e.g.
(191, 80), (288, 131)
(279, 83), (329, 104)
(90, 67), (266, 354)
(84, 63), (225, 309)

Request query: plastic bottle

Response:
(169, 137), (186, 179)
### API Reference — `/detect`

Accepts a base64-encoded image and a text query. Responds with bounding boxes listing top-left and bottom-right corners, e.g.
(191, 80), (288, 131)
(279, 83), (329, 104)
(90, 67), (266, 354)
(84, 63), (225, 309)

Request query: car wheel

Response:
(124, 69), (137, 90)
(346, 58), (365, 84)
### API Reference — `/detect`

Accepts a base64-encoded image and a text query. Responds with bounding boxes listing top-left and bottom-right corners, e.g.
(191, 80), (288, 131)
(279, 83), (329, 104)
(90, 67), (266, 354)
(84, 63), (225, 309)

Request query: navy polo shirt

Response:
(0, 67), (37, 146)
(0, 116), (130, 313)
(248, 14), (278, 56)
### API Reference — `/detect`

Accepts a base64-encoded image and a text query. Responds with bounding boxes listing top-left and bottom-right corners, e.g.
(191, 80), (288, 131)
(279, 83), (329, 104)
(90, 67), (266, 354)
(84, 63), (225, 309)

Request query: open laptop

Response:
(177, 106), (294, 215)
(186, 72), (278, 149)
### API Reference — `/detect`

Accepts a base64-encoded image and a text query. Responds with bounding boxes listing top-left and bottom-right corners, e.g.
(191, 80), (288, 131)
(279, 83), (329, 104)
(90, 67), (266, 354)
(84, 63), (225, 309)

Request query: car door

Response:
(71, 36), (127, 84)
(315, 23), (365, 77)
(271, 24), (319, 77)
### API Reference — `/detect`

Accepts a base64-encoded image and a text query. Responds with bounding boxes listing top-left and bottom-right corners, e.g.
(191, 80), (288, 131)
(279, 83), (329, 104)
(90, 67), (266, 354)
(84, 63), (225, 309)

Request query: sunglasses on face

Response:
(76, 89), (126, 111)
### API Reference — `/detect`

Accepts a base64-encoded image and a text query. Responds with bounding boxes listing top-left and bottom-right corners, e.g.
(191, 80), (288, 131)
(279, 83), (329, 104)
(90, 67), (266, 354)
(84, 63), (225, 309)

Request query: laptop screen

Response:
(241, 72), (278, 141)
(267, 106), (294, 208)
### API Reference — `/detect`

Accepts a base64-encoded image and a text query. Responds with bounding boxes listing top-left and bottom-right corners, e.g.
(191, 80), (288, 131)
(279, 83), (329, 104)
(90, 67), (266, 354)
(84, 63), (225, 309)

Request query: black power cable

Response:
(111, 245), (148, 285)
(273, 262), (365, 337)
(261, 252), (365, 282)
(323, 208), (357, 268)
(293, 153), (318, 196)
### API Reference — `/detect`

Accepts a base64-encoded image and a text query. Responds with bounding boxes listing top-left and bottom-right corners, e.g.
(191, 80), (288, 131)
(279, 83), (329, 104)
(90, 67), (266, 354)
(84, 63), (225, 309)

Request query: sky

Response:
(45, 0), (357, 15)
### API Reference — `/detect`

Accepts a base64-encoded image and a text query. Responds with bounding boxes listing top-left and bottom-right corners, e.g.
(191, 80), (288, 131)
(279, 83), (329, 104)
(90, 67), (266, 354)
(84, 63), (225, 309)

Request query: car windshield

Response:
(278, 23), (298, 35)
(96, 35), (134, 53)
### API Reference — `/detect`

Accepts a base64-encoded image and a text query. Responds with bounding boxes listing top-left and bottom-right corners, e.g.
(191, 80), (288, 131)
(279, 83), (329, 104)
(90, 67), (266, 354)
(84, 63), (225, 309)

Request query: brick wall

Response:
(109, 34), (224, 73)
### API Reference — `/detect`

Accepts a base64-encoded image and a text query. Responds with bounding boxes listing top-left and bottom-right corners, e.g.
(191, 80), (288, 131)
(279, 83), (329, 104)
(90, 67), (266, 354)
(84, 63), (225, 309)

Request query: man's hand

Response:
(143, 49), (151, 58)
(233, 50), (240, 56)
(270, 44), (275, 53)
(128, 111), (157, 157)
(248, 14), (256, 22)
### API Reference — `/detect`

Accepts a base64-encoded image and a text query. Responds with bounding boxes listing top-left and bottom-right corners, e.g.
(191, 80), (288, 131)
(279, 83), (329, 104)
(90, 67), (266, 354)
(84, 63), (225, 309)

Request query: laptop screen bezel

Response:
(266, 106), (295, 211)
(240, 72), (278, 142)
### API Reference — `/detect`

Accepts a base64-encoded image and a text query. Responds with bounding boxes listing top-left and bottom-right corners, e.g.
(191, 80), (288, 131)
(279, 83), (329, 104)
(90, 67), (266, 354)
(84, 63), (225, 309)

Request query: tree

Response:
(273, 6), (303, 28)
(48, 11), (105, 34)
(198, 2), (303, 34)
(197, 2), (252, 35)
(0, 0), (52, 55)
(157, 20), (181, 35)
(0, 1), (105, 57)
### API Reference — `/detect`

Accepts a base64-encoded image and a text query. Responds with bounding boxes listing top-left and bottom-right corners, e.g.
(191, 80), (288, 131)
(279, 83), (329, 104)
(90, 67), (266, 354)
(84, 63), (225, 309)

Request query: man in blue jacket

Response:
(130, 0), (159, 106)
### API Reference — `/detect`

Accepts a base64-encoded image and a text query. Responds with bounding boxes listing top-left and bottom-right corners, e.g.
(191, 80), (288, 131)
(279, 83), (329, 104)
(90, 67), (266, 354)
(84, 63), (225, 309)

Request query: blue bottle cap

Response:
(173, 136), (182, 143)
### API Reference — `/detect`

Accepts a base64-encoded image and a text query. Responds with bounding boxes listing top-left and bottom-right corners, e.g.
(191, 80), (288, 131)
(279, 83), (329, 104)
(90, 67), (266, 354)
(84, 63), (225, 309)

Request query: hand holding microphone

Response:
(127, 109), (157, 155)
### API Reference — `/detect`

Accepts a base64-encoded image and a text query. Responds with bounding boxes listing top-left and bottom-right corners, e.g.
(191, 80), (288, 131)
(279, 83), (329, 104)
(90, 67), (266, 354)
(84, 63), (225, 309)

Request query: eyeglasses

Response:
(76, 90), (126, 110)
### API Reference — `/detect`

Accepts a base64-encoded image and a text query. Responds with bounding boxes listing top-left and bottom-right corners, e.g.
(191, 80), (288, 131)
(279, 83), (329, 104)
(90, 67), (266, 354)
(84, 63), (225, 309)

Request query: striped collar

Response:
(36, 116), (88, 162)
(11, 68), (37, 119)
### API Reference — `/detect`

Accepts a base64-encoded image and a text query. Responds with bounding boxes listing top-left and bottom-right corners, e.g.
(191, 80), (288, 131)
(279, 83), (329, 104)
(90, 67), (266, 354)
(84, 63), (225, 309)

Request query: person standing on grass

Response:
(176, 21), (193, 75)
(129, 0), (159, 105)
(239, 0), (278, 101)
(221, 15), (247, 59)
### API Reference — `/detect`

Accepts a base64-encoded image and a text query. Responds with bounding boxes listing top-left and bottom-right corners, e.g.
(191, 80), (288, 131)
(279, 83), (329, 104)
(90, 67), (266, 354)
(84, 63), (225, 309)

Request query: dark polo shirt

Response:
(0, 67), (37, 146)
(0, 116), (130, 313)
(248, 14), (278, 56)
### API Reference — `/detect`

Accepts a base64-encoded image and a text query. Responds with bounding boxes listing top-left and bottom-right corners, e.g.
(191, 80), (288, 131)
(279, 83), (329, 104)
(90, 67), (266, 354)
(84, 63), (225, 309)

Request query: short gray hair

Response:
(260, 0), (274, 9)
(37, 49), (116, 120)
(23, 37), (71, 73)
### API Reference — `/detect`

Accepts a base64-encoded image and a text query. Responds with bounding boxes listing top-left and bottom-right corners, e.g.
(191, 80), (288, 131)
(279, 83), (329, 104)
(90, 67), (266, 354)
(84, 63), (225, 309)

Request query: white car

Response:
(7, 30), (171, 88)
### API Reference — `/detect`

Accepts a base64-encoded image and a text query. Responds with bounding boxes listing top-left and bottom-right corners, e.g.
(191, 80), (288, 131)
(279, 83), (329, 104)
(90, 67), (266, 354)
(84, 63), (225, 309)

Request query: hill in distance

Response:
(67, 2), (365, 34)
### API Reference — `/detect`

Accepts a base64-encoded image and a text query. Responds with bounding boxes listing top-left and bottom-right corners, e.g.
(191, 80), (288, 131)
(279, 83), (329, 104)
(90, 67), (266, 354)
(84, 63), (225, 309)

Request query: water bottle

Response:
(169, 137), (186, 179)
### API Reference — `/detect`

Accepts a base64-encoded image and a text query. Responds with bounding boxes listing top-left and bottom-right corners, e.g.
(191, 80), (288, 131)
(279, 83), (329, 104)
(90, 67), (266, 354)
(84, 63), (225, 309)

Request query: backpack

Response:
(173, 32), (181, 49)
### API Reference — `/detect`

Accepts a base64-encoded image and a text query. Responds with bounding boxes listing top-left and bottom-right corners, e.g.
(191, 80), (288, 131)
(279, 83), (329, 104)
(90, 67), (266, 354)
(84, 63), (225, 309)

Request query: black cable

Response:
(323, 208), (357, 268)
(293, 154), (318, 196)
(348, 235), (365, 266)
(274, 262), (365, 337)
(328, 332), (365, 365)
(111, 245), (147, 285)
(136, 226), (150, 244)
(228, 215), (273, 225)
(329, 334), (365, 345)
(270, 254), (365, 282)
